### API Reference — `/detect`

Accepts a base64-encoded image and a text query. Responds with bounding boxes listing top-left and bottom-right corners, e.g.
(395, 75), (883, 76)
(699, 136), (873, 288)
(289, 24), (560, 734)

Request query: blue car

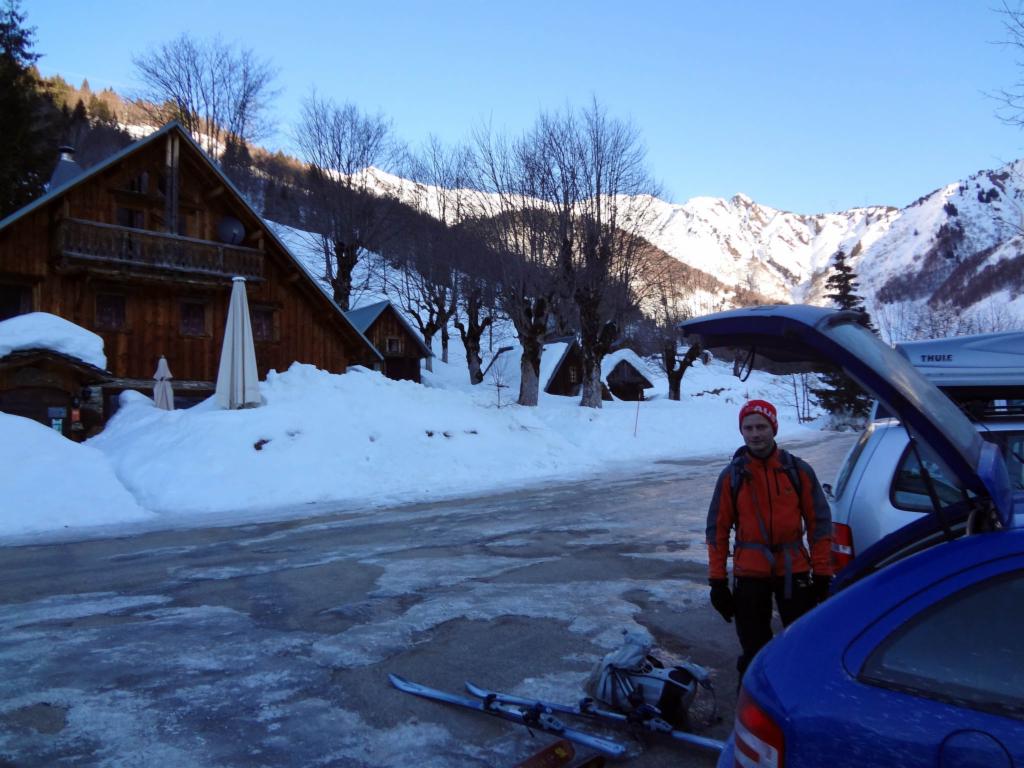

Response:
(679, 305), (1023, 768)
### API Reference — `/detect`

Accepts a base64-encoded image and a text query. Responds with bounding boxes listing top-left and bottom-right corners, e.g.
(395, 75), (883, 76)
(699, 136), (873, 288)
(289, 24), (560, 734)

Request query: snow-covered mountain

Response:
(306, 155), (1024, 332)
(368, 157), (1024, 325)
(643, 160), (1024, 323)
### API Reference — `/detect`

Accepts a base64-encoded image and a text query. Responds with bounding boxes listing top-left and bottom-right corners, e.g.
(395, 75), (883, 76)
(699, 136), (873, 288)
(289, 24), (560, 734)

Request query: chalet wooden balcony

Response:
(56, 218), (264, 281)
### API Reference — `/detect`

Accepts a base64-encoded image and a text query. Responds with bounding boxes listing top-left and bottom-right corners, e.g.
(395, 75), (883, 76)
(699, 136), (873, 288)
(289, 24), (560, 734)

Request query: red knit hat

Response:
(739, 399), (778, 435)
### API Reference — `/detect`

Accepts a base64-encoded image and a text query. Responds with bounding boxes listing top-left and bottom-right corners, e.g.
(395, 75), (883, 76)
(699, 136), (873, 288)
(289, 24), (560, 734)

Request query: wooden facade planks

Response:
(0, 122), (377, 427)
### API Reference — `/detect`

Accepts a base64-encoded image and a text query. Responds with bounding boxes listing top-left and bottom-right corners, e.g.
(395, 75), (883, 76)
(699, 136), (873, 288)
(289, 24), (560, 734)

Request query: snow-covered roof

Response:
(540, 340), (573, 392)
(601, 348), (656, 388)
(0, 312), (107, 370)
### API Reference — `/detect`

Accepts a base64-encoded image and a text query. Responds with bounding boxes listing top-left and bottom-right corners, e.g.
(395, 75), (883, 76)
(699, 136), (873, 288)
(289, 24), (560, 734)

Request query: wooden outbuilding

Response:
(0, 121), (381, 425)
(0, 348), (109, 439)
(543, 336), (584, 397)
(543, 336), (612, 400)
(603, 350), (655, 401)
(344, 301), (431, 382)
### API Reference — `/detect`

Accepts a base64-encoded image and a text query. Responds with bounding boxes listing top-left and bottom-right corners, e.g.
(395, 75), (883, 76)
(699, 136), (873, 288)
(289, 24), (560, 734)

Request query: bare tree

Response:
(132, 34), (278, 159)
(453, 271), (499, 384)
(992, 2), (1024, 128)
(373, 235), (457, 373)
(469, 123), (562, 406)
(531, 101), (663, 408)
(870, 298), (1019, 343)
(294, 94), (405, 309)
(395, 136), (475, 368)
(650, 283), (697, 400)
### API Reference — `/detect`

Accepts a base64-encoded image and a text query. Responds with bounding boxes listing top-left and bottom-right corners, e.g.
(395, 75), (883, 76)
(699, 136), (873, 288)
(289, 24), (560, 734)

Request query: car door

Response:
(838, 555), (1024, 767)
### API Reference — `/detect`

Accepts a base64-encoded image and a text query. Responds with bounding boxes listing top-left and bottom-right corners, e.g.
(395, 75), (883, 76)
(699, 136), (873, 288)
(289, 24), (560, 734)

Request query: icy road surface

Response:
(0, 432), (855, 767)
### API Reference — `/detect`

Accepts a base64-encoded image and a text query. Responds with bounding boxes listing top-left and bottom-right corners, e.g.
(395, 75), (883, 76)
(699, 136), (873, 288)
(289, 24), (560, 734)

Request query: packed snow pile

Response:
(1, 413), (151, 535)
(0, 341), (818, 542)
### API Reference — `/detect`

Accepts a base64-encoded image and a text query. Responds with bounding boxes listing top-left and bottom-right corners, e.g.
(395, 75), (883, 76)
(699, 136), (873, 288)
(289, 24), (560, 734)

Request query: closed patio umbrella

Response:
(153, 355), (175, 411)
(214, 276), (261, 409)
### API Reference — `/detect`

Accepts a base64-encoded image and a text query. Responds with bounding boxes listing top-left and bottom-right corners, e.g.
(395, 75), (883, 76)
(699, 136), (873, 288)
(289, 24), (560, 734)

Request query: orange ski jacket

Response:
(706, 446), (833, 583)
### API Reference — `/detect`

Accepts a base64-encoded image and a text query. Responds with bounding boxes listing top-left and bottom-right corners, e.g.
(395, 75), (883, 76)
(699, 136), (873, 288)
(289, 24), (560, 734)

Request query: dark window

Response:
(96, 294), (126, 331)
(127, 172), (148, 193)
(860, 570), (1024, 719)
(115, 206), (144, 229)
(0, 283), (31, 321)
(180, 301), (207, 336)
(386, 336), (403, 354)
(891, 440), (966, 512)
(252, 307), (275, 342)
(894, 430), (1024, 509)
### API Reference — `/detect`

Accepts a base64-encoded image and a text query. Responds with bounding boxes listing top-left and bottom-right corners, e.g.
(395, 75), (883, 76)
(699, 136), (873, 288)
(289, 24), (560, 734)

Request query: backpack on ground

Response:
(584, 631), (713, 728)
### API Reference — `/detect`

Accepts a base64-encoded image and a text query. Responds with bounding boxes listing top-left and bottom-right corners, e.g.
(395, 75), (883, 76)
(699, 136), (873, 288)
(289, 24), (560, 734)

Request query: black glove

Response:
(709, 578), (734, 623)
(812, 574), (833, 604)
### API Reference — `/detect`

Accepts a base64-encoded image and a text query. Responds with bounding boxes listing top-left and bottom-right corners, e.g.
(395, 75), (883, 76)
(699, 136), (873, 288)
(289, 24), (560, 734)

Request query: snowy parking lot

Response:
(0, 431), (854, 768)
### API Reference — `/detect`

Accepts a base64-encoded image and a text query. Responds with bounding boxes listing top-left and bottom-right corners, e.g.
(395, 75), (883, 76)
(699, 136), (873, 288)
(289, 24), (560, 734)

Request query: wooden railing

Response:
(57, 218), (264, 280)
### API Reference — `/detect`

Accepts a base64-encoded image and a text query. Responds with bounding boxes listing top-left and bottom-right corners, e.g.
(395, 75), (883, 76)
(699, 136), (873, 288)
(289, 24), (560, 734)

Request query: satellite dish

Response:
(216, 216), (245, 245)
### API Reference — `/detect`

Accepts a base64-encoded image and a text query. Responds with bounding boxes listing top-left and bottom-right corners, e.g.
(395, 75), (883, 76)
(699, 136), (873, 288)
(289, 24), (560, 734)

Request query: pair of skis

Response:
(387, 673), (725, 759)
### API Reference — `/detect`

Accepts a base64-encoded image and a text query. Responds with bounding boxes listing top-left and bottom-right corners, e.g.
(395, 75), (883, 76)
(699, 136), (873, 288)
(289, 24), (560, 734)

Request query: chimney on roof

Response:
(47, 145), (84, 190)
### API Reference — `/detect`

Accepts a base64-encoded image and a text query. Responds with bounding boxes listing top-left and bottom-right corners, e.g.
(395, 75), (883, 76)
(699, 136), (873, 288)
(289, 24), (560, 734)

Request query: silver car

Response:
(829, 331), (1024, 568)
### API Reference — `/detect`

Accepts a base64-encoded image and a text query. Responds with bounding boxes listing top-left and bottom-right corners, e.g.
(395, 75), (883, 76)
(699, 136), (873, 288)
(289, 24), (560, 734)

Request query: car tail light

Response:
(831, 522), (855, 571)
(733, 687), (784, 768)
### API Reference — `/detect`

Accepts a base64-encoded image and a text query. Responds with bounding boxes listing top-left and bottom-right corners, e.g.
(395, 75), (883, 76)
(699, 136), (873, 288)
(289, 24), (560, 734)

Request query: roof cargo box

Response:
(895, 331), (1024, 387)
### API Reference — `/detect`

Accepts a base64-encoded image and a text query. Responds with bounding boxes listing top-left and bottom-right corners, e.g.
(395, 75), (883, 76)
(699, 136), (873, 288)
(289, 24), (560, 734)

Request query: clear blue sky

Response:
(26, 0), (1024, 214)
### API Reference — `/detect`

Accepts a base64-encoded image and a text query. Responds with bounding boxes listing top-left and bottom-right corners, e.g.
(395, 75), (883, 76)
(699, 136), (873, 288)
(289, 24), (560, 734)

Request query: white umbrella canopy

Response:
(153, 355), (175, 411)
(214, 276), (261, 410)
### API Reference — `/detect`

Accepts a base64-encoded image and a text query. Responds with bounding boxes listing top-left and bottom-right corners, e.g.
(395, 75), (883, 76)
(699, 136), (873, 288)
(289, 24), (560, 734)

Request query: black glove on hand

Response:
(813, 574), (833, 604)
(709, 578), (734, 623)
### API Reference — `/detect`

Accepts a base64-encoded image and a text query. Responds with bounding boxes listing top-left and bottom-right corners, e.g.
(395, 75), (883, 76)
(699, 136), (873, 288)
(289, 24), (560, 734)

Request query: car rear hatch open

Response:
(679, 305), (1016, 580)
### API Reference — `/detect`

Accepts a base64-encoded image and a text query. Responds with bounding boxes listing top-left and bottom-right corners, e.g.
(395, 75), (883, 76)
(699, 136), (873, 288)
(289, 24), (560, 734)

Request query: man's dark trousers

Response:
(733, 573), (817, 678)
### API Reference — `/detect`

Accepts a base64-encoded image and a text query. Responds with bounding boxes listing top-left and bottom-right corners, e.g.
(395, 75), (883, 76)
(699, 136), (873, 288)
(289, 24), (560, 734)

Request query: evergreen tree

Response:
(811, 249), (875, 420)
(0, 0), (55, 217)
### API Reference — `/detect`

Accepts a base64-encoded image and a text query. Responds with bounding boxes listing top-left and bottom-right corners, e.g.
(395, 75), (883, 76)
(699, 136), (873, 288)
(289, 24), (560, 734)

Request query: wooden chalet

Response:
(0, 121), (381, 429)
(344, 300), (430, 382)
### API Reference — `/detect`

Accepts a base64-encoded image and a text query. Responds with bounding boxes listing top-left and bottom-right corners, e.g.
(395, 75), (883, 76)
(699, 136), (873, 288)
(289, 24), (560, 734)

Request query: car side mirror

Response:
(822, 483), (834, 499)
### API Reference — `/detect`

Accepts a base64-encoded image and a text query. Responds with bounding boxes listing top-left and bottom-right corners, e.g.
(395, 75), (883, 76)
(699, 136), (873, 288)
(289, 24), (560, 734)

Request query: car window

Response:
(860, 570), (1024, 720)
(834, 423), (874, 499)
(891, 440), (966, 512)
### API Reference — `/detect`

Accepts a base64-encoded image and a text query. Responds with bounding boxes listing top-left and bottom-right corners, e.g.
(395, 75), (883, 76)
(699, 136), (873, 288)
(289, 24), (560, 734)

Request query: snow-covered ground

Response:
(1, 312), (824, 543)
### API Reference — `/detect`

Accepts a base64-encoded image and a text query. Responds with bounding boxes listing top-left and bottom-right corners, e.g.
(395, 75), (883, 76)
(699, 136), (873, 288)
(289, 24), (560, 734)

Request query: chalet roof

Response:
(344, 300), (433, 358)
(602, 349), (655, 389)
(0, 121), (382, 365)
(542, 336), (578, 392)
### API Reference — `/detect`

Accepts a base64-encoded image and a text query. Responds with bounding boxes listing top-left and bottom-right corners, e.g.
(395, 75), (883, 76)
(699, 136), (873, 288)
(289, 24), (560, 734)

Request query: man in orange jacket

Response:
(706, 399), (833, 679)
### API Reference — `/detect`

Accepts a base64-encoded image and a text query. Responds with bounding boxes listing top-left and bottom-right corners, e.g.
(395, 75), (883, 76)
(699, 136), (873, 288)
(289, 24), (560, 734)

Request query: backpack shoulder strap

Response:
(776, 449), (803, 498)
(728, 454), (747, 512)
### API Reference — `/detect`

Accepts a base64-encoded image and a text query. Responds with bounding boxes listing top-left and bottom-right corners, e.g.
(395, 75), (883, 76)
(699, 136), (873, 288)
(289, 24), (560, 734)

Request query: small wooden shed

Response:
(603, 350), (655, 401)
(344, 301), (431, 382)
(543, 336), (584, 397)
(543, 336), (613, 400)
(0, 349), (110, 439)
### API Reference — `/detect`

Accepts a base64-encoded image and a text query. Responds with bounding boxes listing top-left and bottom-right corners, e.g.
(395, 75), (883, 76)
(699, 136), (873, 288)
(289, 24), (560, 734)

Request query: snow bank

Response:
(0, 413), (152, 535)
